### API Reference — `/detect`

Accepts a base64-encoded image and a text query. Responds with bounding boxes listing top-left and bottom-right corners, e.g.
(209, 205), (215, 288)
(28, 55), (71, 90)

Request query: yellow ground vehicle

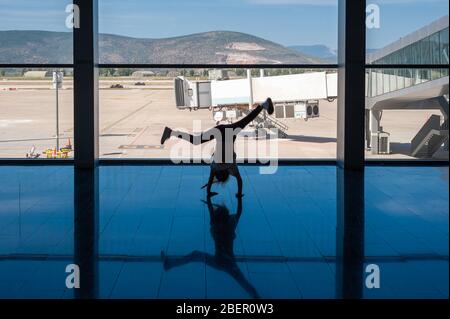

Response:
(43, 148), (71, 159)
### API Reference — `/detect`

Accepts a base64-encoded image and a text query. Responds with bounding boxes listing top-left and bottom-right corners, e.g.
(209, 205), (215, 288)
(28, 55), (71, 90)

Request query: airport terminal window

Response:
(0, 69), (74, 159)
(98, 0), (338, 65)
(0, 1), (73, 64)
(366, 0), (448, 63)
(99, 68), (338, 160)
(366, 67), (448, 161)
(98, 0), (340, 160)
(370, 28), (449, 66)
(365, 10), (449, 161)
(0, 1), (74, 159)
(1, 2), (446, 162)
(367, 68), (448, 98)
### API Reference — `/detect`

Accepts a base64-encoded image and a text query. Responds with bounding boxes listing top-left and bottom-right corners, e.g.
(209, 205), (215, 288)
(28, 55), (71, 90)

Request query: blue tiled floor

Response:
(0, 165), (448, 299)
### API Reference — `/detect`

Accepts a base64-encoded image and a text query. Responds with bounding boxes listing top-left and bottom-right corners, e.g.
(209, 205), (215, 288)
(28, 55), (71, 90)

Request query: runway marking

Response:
(128, 126), (149, 146)
(100, 101), (153, 133)
(119, 145), (163, 150)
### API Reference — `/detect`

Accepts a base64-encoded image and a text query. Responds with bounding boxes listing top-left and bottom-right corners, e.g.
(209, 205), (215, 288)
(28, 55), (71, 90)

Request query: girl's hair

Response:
(215, 170), (230, 183)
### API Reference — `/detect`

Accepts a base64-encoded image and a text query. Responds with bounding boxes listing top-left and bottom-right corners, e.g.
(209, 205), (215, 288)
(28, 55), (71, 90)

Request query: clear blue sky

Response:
(0, 0), (448, 49)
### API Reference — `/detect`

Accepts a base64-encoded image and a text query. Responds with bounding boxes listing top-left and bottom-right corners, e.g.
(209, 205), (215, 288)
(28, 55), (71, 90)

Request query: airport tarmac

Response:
(0, 80), (446, 160)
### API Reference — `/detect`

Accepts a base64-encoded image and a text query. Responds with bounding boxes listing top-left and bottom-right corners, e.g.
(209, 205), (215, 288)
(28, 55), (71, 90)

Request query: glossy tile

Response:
(0, 165), (447, 299)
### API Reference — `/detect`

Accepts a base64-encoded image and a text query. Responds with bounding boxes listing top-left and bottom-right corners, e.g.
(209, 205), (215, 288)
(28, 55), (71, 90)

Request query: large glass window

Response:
(0, 0), (73, 64)
(98, 0), (339, 160)
(365, 64), (448, 160)
(0, 68), (74, 159)
(365, 2), (448, 161)
(99, 0), (338, 65)
(99, 68), (338, 159)
(369, 28), (449, 66)
(365, 66), (448, 161)
(366, 0), (448, 64)
(440, 27), (449, 66)
(0, 1), (74, 159)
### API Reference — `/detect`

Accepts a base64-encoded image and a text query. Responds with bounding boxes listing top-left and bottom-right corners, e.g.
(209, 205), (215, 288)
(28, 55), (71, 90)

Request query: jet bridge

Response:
(174, 71), (337, 138)
(174, 71), (337, 119)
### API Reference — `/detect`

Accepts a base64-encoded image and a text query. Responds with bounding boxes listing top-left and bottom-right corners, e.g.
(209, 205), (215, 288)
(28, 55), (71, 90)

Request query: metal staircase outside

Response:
(242, 109), (289, 138)
(411, 114), (449, 158)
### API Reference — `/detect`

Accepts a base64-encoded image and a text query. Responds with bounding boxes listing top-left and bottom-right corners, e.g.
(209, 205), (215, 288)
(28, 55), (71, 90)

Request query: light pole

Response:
(53, 71), (63, 152)
(247, 69), (253, 110)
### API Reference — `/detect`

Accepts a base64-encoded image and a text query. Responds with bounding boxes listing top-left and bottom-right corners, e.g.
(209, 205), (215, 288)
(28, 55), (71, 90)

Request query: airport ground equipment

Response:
(376, 129), (391, 155)
(175, 79), (212, 111)
(274, 100), (320, 120)
(26, 146), (40, 159)
(41, 139), (73, 159)
(241, 108), (289, 138)
(174, 71), (338, 137)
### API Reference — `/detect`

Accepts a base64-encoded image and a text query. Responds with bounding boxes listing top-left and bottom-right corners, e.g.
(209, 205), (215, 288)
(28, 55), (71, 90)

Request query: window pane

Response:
(440, 27), (449, 64)
(366, 1), (448, 65)
(99, 0), (338, 65)
(0, 68), (74, 158)
(389, 69), (397, 92)
(405, 69), (412, 88)
(365, 68), (448, 160)
(0, 0), (73, 64)
(99, 68), (338, 159)
(371, 70), (377, 97)
(430, 32), (441, 64)
(383, 70), (390, 94)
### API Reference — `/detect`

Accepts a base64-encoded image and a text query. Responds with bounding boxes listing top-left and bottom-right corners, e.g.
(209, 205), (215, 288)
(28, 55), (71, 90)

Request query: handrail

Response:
(411, 114), (441, 157)
(411, 114), (441, 154)
(264, 114), (289, 132)
(242, 109), (289, 132)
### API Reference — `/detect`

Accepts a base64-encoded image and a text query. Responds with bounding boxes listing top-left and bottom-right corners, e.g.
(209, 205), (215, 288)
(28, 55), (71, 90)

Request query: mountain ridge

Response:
(0, 30), (326, 64)
(288, 44), (337, 63)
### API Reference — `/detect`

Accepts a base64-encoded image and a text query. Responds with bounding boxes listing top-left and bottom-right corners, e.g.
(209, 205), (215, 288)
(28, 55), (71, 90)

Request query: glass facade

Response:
(366, 27), (449, 98)
(366, 68), (448, 98)
(371, 27), (449, 65)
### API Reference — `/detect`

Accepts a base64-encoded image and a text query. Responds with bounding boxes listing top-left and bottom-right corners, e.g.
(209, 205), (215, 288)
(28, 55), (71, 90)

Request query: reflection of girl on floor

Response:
(161, 196), (260, 299)
(161, 98), (274, 198)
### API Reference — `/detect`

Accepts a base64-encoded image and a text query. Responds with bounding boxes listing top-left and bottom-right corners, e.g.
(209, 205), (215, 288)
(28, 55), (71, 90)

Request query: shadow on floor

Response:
(161, 195), (260, 299)
(389, 142), (414, 157)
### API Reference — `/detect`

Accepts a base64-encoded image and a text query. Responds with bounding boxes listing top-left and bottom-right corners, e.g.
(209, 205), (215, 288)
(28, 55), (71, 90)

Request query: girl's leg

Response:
(206, 166), (216, 196)
(160, 127), (172, 144)
(161, 126), (214, 145)
(162, 250), (209, 270)
(171, 130), (197, 144)
(230, 98), (274, 130)
(228, 264), (260, 299)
